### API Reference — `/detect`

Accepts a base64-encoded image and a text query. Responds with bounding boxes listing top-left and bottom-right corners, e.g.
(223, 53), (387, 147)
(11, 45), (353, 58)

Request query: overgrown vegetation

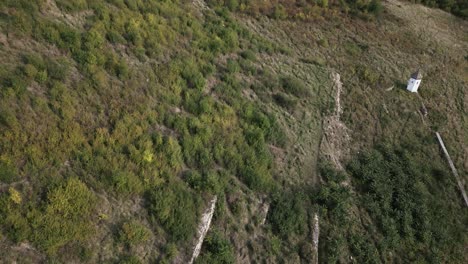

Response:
(268, 191), (308, 239)
(119, 220), (151, 247)
(348, 139), (467, 263)
(207, 0), (385, 19)
(0, 178), (96, 254)
(316, 133), (468, 263)
(410, 0), (468, 18)
(0, 0), (286, 260)
(0, 0), (466, 262)
(195, 230), (235, 264)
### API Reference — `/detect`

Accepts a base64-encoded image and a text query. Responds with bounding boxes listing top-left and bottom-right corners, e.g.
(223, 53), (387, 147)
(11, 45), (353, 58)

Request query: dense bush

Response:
(145, 182), (201, 241)
(32, 178), (97, 254)
(0, 0), (284, 260)
(195, 231), (235, 264)
(0, 160), (18, 183)
(268, 191), (308, 238)
(206, 0), (386, 19)
(347, 141), (467, 262)
(411, 0), (468, 18)
(280, 75), (310, 97)
(119, 220), (151, 247)
(273, 92), (298, 111)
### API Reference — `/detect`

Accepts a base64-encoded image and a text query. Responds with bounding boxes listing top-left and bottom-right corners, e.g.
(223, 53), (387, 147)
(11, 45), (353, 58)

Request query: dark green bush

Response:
(368, 0), (383, 16)
(280, 76), (310, 97)
(347, 141), (467, 262)
(55, 0), (88, 11)
(273, 92), (298, 111)
(240, 50), (256, 61)
(46, 58), (70, 81)
(268, 191), (308, 238)
(195, 231), (235, 264)
(146, 181), (200, 241)
(0, 160), (18, 183)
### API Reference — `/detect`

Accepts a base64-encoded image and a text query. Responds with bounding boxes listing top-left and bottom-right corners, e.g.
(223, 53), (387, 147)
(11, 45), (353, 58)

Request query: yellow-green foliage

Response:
(32, 178), (97, 254)
(8, 187), (22, 204)
(0, 0), (282, 259)
(119, 220), (151, 247)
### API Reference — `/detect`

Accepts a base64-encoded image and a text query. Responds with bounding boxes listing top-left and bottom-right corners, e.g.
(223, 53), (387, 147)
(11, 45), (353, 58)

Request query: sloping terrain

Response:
(0, 0), (467, 263)
(237, 1), (468, 262)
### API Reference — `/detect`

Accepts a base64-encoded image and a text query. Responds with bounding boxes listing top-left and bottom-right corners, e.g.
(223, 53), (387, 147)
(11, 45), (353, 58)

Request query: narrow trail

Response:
(320, 72), (350, 172)
(188, 196), (217, 264)
(314, 71), (350, 263)
(311, 213), (320, 264)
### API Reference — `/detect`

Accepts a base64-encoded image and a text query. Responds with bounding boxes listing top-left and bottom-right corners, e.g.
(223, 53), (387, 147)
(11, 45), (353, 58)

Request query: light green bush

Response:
(119, 220), (151, 246)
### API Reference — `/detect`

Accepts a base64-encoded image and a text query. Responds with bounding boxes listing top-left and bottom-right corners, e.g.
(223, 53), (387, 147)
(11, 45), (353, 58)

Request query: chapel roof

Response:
(410, 69), (423, 80)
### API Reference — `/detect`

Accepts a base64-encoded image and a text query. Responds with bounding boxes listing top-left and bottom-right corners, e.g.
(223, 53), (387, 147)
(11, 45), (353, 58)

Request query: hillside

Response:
(0, 0), (467, 263)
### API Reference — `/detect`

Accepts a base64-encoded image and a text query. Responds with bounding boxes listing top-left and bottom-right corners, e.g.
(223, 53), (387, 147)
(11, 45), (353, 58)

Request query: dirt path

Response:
(320, 72), (350, 171)
(188, 196), (217, 264)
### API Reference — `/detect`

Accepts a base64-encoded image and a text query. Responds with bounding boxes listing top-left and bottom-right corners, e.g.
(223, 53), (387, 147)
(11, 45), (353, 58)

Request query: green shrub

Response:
(23, 64), (38, 78)
(368, 0), (383, 16)
(119, 220), (151, 246)
(273, 92), (298, 111)
(221, 28), (240, 51)
(226, 59), (240, 74)
(0, 195), (31, 243)
(32, 178), (97, 254)
(9, 10), (34, 35)
(0, 160), (18, 183)
(280, 76), (310, 97)
(184, 170), (225, 193)
(146, 182), (200, 241)
(111, 171), (144, 197)
(55, 0), (88, 11)
(226, 0), (239, 11)
(317, 38), (329, 47)
(195, 231), (235, 264)
(240, 50), (256, 61)
(35, 70), (48, 84)
(272, 5), (288, 19)
(268, 191), (308, 238)
(180, 59), (206, 90)
(344, 41), (362, 56)
(357, 65), (379, 85)
(46, 58), (69, 81)
(163, 242), (179, 261)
